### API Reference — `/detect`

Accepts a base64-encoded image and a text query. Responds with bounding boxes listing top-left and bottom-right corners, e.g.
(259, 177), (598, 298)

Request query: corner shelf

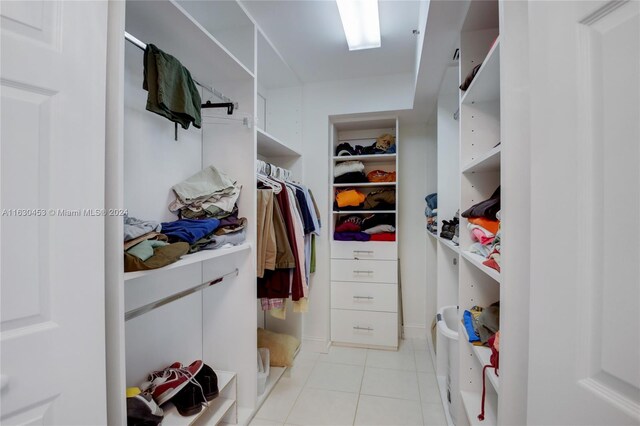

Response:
(461, 250), (501, 283)
(438, 237), (461, 254)
(161, 370), (236, 426)
(462, 145), (501, 174)
(461, 38), (500, 105)
(333, 182), (396, 188)
(333, 154), (396, 163)
(460, 390), (497, 426)
(257, 128), (301, 158)
(461, 326), (500, 393)
(124, 243), (252, 281)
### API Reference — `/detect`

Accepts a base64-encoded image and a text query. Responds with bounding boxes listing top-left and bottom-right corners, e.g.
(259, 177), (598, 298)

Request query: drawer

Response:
(331, 259), (397, 284)
(331, 241), (397, 260)
(331, 309), (398, 348)
(331, 281), (397, 312)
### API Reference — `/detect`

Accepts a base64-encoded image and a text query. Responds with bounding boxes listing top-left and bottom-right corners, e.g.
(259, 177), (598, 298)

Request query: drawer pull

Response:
(353, 296), (374, 300)
(353, 326), (374, 331)
(353, 250), (374, 254)
(353, 270), (373, 274)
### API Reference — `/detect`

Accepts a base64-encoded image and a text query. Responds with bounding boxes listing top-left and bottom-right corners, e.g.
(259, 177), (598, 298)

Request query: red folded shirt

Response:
(335, 222), (361, 233)
(370, 232), (395, 242)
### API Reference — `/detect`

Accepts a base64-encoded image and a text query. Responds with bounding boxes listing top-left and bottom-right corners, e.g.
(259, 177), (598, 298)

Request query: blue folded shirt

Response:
(161, 218), (220, 245)
(463, 310), (481, 343)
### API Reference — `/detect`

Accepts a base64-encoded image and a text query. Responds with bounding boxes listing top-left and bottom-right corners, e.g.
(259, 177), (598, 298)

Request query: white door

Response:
(1, 1), (108, 424)
(527, 1), (640, 424)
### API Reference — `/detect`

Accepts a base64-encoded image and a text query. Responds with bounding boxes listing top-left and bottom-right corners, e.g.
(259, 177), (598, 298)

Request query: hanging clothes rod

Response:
(124, 31), (238, 109)
(124, 268), (239, 321)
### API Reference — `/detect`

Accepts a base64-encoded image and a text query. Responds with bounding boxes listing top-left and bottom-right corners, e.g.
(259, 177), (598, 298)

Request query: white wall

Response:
(300, 72), (431, 350)
(399, 123), (437, 338)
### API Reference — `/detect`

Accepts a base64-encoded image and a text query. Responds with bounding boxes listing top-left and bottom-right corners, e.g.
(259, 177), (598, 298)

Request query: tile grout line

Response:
(351, 348), (370, 425)
(282, 354), (320, 425)
(414, 347), (427, 425)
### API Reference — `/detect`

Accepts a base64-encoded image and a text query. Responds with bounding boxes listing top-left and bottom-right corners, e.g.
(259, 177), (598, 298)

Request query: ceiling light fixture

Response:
(336, 0), (381, 51)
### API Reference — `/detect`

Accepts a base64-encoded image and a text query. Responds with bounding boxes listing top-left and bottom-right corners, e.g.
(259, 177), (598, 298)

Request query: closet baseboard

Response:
(302, 337), (331, 354)
(403, 324), (428, 339)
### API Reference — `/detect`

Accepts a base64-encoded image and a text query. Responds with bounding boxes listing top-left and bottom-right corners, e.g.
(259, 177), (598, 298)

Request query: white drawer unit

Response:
(331, 241), (398, 260)
(331, 309), (398, 348)
(331, 259), (398, 284)
(331, 281), (398, 313)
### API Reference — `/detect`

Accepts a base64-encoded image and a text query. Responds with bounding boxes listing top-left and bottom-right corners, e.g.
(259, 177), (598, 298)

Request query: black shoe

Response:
(171, 383), (204, 417)
(196, 364), (219, 401)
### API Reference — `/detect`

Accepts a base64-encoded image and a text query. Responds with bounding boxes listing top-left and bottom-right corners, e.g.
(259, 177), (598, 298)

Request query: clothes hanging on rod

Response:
(125, 31), (237, 108)
(256, 165), (320, 318)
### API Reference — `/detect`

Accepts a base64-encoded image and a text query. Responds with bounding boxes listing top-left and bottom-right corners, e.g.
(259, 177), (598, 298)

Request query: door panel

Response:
(0, 1), (108, 423)
(527, 1), (640, 424)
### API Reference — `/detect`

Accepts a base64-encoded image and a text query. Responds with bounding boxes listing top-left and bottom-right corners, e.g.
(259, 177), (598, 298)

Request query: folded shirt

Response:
(367, 170), (396, 183)
(335, 215), (363, 233)
(190, 227), (246, 253)
(425, 193), (437, 210)
(161, 218), (220, 245)
(334, 161), (365, 178)
(333, 231), (371, 242)
(336, 189), (366, 207)
(468, 217), (500, 235)
(363, 224), (395, 234)
(124, 215), (162, 242)
(461, 186), (500, 220)
(370, 232), (395, 241)
(172, 166), (236, 203)
(124, 242), (189, 272)
(364, 189), (396, 210)
(334, 171), (368, 184)
(361, 213), (395, 230)
(126, 240), (169, 261)
(471, 228), (494, 245)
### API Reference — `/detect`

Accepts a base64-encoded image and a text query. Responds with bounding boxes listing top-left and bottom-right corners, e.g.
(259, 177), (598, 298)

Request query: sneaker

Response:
(195, 363), (219, 401)
(172, 383), (205, 417)
(127, 392), (163, 426)
(140, 360), (203, 405)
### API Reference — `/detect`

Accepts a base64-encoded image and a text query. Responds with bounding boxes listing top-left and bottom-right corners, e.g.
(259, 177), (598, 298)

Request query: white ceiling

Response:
(241, 0), (421, 84)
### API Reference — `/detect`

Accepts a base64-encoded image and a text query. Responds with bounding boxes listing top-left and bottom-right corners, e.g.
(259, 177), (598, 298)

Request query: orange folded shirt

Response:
(467, 217), (500, 234)
(367, 170), (396, 183)
(336, 189), (366, 207)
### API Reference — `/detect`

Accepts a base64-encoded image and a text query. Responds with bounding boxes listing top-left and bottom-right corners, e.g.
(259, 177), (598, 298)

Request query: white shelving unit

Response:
(329, 116), (400, 350)
(257, 128), (302, 158)
(457, 1), (501, 425)
(438, 237), (460, 254)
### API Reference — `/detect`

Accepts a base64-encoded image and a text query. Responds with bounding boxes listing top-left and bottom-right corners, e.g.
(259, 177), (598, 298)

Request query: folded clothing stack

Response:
(169, 165), (241, 220)
(462, 187), (501, 272)
(333, 188), (396, 212)
(462, 302), (499, 346)
(334, 160), (367, 184)
(334, 213), (395, 242)
(334, 133), (396, 157)
(424, 193), (437, 234)
(367, 170), (396, 183)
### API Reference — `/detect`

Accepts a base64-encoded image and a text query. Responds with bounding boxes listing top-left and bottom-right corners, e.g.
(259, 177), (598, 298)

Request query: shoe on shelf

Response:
(172, 382), (205, 417)
(140, 360), (204, 406)
(195, 363), (219, 401)
(127, 390), (163, 426)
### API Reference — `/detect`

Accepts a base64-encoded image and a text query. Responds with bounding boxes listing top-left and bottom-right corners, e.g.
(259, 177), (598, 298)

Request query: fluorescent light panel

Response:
(336, 0), (381, 51)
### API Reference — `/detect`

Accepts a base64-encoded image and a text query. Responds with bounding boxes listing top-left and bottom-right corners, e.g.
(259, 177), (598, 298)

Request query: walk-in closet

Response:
(1, 0), (638, 425)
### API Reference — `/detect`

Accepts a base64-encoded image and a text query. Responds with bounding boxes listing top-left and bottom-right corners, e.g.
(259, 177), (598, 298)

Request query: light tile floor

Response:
(250, 339), (447, 426)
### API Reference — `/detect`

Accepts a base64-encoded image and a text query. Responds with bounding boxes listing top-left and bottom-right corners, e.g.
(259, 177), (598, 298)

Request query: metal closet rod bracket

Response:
(124, 268), (239, 321)
(201, 100), (235, 115)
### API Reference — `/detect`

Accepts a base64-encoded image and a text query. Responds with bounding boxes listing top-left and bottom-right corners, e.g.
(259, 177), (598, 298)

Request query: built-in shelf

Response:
(332, 182), (396, 188)
(125, 0), (253, 86)
(257, 128), (301, 158)
(428, 231), (438, 240)
(439, 237), (461, 254)
(333, 154), (396, 163)
(161, 370), (236, 426)
(461, 250), (501, 283)
(436, 375), (455, 426)
(461, 38), (500, 105)
(460, 390), (497, 426)
(124, 243), (251, 281)
(462, 326), (500, 393)
(332, 210), (396, 214)
(462, 145), (501, 174)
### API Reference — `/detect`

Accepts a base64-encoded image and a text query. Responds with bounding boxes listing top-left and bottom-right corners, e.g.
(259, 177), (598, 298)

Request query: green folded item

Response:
(124, 242), (190, 272)
(126, 240), (169, 262)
